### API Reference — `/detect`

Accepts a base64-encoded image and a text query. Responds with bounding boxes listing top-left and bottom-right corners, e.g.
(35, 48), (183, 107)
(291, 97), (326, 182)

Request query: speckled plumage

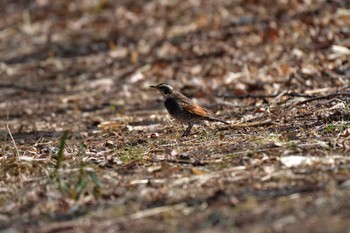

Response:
(151, 83), (229, 137)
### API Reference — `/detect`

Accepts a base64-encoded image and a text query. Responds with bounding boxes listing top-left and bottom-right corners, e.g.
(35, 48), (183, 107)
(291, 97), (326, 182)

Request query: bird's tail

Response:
(205, 116), (229, 124)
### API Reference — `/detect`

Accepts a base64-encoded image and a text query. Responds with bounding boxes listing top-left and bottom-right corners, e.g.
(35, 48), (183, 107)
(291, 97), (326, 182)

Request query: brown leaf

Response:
(191, 168), (206, 175)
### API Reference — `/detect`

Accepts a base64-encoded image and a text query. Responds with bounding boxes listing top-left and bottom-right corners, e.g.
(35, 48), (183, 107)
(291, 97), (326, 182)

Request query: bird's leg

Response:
(182, 123), (194, 137)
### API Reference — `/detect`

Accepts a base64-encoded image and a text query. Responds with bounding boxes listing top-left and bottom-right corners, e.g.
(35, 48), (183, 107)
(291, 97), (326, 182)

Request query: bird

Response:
(150, 83), (229, 137)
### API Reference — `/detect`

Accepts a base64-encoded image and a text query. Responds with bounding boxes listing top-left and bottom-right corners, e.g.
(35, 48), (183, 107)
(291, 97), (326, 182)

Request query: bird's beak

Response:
(150, 85), (157, 89)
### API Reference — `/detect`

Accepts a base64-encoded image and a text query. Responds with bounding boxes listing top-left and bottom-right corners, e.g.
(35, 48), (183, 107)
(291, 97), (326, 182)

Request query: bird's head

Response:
(150, 83), (174, 97)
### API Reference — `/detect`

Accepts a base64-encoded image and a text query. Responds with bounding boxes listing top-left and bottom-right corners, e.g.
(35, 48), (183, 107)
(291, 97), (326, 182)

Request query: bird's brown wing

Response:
(183, 103), (210, 117)
(173, 92), (210, 117)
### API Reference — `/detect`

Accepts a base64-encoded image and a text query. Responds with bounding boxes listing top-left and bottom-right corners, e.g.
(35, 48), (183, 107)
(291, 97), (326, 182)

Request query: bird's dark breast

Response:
(164, 98), (193, 122)
(164, 98), (182, 115)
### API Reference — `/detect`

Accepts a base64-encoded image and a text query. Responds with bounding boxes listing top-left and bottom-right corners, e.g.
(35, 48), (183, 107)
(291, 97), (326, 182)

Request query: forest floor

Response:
(1, 1), (350, 232)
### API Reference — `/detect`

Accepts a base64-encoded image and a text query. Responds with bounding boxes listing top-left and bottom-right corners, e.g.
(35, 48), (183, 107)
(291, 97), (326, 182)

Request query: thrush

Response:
(151, 83), (229, 137)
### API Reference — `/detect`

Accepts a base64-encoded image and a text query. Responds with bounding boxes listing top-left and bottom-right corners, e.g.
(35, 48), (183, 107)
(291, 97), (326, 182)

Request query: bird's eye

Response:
(161, 87), (171, 94)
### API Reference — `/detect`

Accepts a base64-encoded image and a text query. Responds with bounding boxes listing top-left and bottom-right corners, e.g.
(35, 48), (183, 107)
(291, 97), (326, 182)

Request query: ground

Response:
(1, 0), (350, 232)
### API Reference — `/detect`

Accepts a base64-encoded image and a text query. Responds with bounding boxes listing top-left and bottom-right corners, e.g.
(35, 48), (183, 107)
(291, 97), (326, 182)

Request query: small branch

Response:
(97, 203), (189, 231)
(221, 91), (350, 107)
(6, 102), (19, 157)
(0, 83), (59, 94)
(295, 92), (350, 105)
(159, 158), (208, 166)
(229, 119), (274, 127)
(6, 124), (20, 157)
(221, 92), (315, 100)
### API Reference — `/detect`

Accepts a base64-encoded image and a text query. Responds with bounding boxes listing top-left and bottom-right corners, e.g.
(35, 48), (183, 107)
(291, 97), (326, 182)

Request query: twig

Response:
(39, 203), (190, 233)
(158, 158), (208, 166)
(297, 92), (350, 105)
(0, 83), (56, 93)
(221, 92), (315, 100)
(6, 124), (19, 157)
(229, 119), (274, 127)
(295, 92), (350, 105)
(222, 91), (350, 108)
(6, 102), (20, 157)
(98, 203), (189, 230)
